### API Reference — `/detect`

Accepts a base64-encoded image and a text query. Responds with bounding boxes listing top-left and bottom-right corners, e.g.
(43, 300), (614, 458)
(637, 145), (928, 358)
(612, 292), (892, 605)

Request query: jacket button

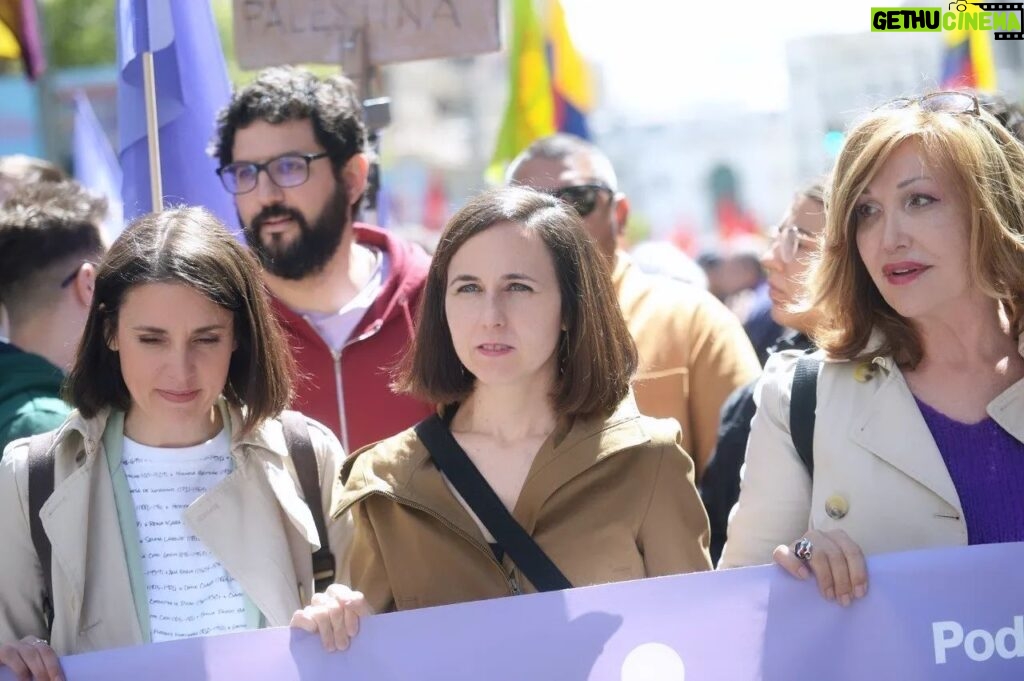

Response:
(825, 495), (849, 520)
(853, 362), (874, 383)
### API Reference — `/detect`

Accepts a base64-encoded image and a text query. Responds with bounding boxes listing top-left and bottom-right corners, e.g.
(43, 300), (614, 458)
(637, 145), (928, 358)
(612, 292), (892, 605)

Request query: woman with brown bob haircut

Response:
(0, 207), (350, 679)
(722, 92), (1024, 605)
(291, 186), (711, 651)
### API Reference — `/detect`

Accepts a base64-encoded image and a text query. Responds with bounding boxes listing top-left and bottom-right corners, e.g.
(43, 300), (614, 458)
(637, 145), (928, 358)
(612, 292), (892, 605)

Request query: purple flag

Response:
(73, 91), (124, 242)
(115, 0), (235, 226)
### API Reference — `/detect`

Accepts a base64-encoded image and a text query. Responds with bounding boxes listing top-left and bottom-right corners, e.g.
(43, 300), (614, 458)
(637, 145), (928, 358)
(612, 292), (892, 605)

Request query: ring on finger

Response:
(794, 537), (814, 562)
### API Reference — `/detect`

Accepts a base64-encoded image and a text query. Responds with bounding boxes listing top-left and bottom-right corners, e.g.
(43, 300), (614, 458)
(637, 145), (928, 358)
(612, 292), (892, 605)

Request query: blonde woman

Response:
(721, 92), (1024, 606)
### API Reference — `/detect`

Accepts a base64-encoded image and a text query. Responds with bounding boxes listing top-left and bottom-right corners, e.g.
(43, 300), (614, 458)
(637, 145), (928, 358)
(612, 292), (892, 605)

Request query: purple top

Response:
(915, 398), (1024, 544)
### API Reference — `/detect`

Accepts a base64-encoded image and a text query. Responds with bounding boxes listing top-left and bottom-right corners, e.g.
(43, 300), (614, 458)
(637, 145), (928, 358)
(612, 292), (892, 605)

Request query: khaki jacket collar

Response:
(338, 396), (651, 541)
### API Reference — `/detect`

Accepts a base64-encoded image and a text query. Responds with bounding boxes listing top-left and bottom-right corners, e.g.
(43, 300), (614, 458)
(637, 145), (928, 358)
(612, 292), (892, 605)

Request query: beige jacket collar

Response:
(48, 401), (319, 629)
(837, 332), (1024, 513)
(338, 395), (652, 542)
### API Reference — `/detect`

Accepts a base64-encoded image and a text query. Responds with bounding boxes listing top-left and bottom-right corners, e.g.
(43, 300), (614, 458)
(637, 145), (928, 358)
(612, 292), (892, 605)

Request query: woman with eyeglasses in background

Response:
(719, 91), (1024, 604)
(701, 180), (825, 566)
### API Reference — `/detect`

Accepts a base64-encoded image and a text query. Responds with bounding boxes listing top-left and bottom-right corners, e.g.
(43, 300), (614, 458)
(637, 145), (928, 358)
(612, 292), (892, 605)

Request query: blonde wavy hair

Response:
(809, 99), (1024, 367)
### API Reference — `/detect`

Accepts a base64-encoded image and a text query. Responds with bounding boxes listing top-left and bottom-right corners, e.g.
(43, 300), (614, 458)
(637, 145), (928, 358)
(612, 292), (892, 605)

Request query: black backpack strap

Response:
(27, 431), (58, 637)
(281, 411), (335, 595)
(415, 414), (572, 593)
(790, 356), (822, 479)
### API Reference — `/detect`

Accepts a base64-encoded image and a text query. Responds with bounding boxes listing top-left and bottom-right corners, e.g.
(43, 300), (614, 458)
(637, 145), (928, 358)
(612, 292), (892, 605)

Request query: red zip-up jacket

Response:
(270, 224), (433, 453)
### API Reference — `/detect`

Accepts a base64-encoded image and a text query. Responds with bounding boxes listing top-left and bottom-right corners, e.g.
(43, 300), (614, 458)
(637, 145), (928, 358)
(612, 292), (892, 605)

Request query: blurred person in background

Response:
(0, 156), (66, 202)
(629, 240), (709, 289)
(974, 90), (1024, 143)
(701, 181), (824, 565)
(507, 134), (760, 480)
(0, 156), (67, 341)
(211, 66), (431, 454)
(0, 181), (106, 453)
(721, 93), (1024, 606)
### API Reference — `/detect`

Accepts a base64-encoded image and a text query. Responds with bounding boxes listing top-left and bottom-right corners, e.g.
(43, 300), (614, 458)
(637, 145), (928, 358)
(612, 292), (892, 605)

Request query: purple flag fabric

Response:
(115, 0), (234, 226)
(73, 91), (125, 242)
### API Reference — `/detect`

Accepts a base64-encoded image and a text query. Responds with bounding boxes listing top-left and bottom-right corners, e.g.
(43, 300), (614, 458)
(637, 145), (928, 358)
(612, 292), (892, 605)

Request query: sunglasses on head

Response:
(545, 183), (614, 218)
(876, 91), (980, 116)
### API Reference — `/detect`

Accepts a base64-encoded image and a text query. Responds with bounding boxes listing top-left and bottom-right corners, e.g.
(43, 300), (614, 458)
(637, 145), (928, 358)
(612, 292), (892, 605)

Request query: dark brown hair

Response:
(64, 207), (294, 433)
(395, 186), (637, 418)
(0, 180), (107, 323)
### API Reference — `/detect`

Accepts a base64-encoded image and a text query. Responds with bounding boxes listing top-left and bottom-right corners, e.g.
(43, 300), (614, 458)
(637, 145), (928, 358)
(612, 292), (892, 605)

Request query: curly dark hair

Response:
(210, 66), (367, 173)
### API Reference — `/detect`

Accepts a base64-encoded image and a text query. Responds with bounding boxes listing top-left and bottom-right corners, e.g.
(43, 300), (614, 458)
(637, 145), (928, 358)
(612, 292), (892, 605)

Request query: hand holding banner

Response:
(2, 543), (1021, 680)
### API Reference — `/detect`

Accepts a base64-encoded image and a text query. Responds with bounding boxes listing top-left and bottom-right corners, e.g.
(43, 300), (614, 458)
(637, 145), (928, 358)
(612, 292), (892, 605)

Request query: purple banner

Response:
(1, 543), (1020, 680)
(764, 541), (1024, 680)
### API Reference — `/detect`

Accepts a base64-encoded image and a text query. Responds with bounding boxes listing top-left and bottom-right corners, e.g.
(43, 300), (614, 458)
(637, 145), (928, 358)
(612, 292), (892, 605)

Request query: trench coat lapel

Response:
(184, 455), (312, 627)
(989, 337), (1024, 443)
(41, 455), (142, 645)
(847, 365), (963, 513)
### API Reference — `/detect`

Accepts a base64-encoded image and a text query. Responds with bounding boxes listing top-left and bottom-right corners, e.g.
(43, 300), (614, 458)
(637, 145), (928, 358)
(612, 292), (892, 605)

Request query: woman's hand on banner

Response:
(773, 529), (869, 606)
(290, 584), (374, 652)
(0, 635), (64, 681)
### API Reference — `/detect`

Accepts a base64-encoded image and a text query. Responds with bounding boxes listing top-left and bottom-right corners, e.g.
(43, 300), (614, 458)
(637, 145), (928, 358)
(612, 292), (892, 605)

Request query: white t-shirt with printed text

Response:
(121, 429), (248, 642)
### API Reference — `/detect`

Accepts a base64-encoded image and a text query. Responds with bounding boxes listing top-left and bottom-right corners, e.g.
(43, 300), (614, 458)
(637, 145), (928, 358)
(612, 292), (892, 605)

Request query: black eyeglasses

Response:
(877, 91), (980, 116)
(544, 183), (614, 218)
(59, 262), (85, 289)
(216, 152), (330, 195)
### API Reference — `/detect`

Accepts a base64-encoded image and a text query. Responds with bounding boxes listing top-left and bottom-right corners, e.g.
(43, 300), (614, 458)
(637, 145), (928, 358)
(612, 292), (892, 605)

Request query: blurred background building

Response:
(2, 0), (1023, 254)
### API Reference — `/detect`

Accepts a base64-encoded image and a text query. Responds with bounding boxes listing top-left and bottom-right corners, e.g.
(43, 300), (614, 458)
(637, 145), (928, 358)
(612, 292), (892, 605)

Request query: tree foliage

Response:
(39, 0), (116, 68)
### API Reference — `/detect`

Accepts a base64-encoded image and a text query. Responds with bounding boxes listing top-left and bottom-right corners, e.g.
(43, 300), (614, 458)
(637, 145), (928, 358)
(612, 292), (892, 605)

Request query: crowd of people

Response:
(0, 67), (1022, 678)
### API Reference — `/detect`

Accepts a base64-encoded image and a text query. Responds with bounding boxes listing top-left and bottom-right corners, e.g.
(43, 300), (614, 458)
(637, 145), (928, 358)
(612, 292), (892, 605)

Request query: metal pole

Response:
(142, 50), (163, 212)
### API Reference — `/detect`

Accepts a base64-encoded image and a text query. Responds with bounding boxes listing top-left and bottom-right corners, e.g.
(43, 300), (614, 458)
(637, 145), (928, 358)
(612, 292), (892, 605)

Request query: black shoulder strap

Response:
(28, 430), (58, 636)
(281, 411), (335, 595)
(790, 356), (822, 479)
(415, 414), (572, 593)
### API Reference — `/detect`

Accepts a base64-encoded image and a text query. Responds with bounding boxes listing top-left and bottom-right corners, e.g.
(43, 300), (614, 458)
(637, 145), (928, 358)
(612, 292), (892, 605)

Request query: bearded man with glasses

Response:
(507, 134), (761, 481)
(211, 67), (431, 454)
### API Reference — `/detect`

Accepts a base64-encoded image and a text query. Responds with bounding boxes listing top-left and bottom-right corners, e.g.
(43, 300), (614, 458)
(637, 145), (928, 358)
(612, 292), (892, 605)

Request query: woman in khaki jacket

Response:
(721, 92), (1024, 604)
(0, 209), (348, 680)
(291, 187), (712, 651)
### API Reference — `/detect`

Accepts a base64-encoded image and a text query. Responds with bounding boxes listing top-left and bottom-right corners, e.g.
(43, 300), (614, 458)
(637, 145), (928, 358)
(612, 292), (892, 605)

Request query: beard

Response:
(242, 183), (352, 280)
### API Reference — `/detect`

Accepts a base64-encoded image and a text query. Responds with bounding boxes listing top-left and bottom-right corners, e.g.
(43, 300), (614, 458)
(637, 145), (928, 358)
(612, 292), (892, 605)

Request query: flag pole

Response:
(141, 49), (163, 212)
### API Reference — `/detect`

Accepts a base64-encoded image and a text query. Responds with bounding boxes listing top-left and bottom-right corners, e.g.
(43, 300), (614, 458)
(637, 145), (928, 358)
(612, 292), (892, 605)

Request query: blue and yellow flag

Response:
(940, 5), (996, 91)
(546, 0), (593, 139)
(487, 0), (593, 182)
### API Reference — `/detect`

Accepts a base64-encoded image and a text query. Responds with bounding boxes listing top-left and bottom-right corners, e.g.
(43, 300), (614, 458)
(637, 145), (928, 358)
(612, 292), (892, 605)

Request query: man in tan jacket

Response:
(508, 135), (760, 479)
